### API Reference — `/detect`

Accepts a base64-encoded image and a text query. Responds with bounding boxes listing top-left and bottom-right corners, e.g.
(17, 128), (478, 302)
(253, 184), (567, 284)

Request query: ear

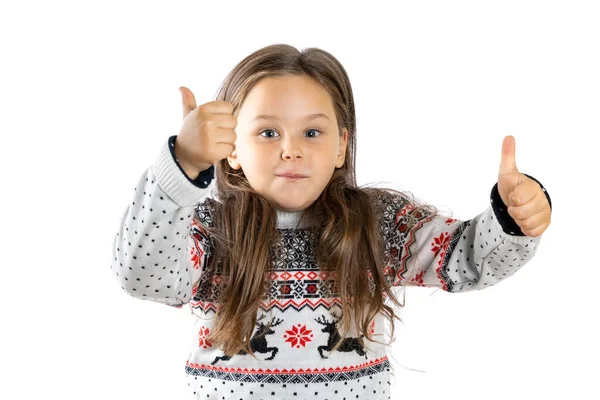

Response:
(335, 128), (348, 168)
(227, 145), (242, 170)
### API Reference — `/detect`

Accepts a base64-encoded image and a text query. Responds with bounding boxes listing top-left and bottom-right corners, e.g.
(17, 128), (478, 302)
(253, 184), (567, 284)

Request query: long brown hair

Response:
(197, 44), (440, 358)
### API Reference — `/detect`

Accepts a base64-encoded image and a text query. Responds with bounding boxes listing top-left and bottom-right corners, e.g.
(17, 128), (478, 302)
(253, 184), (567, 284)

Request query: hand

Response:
(175, 86), (237, 178)
(497, 135), (551, 237)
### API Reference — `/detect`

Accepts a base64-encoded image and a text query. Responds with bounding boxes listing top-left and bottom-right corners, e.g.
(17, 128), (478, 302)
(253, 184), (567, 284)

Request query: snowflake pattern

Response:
(198, 326), (212, 349)
(283, 324), (313, 348)
(431, 231), (451, 258)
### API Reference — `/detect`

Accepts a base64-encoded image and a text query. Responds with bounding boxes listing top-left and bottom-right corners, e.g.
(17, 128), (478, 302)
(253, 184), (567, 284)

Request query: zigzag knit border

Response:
(185, 356), (390, 384)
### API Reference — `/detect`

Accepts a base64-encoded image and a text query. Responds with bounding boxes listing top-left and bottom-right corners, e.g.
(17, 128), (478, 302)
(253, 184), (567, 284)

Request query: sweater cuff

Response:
(490, 173), (552, 236)
(152, 137), (213, 207)
(168, 135), (215, 188)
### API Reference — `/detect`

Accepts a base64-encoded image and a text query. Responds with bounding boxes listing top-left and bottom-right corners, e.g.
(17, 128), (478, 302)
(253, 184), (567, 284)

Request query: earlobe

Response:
(227, 150), (242, 170)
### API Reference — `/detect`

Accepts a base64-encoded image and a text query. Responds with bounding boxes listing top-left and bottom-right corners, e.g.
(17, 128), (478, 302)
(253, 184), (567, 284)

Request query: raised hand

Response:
(497, 135), (551, 237)
(175, 86), (237, 178)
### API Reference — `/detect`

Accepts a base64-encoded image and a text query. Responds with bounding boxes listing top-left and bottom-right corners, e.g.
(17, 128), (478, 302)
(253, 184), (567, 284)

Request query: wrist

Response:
(173, 139), (204, 179)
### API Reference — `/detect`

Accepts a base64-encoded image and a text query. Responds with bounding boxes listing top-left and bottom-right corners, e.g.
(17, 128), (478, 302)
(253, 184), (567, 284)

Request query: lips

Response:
(276, 173), (307, 178)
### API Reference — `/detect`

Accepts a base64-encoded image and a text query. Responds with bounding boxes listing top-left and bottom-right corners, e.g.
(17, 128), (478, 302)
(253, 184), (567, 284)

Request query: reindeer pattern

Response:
(314, 311), (368, 359)
(211, 314), (284, 365)
(210, 310), (369, 365)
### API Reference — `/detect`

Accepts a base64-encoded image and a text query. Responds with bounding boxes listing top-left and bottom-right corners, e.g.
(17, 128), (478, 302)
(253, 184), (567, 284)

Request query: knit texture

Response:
(112, 136), (551, 400)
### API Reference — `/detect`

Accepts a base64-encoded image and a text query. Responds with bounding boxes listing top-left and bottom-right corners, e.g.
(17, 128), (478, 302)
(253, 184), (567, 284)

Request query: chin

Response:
(262, 189), (318, 212)
(271, 198), (312, 212)
(274, 203), (308, 212)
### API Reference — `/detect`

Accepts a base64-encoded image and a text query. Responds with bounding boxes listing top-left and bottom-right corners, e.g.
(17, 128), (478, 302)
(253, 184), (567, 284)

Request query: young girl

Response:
(112, 44), (552, 400)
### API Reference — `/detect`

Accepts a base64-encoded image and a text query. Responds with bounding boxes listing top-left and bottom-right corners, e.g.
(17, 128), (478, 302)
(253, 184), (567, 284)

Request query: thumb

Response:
(499, 135), (519, 176)
(179, 86), (197, 119)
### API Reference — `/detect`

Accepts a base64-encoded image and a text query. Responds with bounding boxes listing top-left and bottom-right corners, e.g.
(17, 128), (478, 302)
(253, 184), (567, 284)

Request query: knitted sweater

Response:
(111, 136), (551, 400)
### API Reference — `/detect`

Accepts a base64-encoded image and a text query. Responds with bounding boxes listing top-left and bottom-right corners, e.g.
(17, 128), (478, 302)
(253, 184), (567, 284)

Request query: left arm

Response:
(382, 176), (551, 293)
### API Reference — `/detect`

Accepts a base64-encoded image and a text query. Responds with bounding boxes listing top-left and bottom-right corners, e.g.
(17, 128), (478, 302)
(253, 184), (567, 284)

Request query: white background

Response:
(1, 0), (598, 399)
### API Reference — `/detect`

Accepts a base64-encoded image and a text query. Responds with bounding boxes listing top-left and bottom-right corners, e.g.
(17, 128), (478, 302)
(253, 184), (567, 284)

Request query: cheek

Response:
(237, 141), (257, 165)
(315, 144), (338, 164)
(240, 147), (273, 180)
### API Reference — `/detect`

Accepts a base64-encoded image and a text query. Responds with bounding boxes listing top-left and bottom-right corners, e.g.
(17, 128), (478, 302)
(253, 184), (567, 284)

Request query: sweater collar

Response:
(275, 209), (311, 229)
(207, 187), (311, 230)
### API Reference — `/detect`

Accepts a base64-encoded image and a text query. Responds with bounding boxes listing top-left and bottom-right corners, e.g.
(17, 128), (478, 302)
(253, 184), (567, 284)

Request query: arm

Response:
(383, 177), (551, 292)
(111, 136), (215, 307)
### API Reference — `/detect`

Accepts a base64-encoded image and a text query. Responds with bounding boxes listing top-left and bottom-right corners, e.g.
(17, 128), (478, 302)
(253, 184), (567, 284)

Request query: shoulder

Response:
(368, 189), (412, 225)
(365, 188), (439, 241)
(193, 195), (220, 229)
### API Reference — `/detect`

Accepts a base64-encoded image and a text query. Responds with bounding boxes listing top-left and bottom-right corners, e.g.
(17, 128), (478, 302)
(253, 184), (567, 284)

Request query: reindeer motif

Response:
(211, 314), (283, 365)
(314, 311), (367, 359)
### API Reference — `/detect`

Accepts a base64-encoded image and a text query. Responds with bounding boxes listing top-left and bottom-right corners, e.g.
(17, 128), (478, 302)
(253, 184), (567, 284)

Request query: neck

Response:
(275, 209), (310, 229)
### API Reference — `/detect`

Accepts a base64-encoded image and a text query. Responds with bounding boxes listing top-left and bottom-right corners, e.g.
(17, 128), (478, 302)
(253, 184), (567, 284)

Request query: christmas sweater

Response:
(111, 135), (551, 400)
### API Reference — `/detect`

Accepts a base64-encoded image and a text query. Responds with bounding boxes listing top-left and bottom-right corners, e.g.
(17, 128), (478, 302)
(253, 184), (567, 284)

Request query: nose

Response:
(281, 136), (303, 161)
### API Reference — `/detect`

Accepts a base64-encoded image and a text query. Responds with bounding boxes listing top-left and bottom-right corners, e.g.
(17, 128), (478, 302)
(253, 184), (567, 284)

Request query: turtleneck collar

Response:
(275, 209), (312, 229)
(206, 188), (313, 230)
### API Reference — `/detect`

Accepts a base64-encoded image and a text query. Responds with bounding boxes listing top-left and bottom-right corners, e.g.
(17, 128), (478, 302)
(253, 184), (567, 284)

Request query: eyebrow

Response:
(250, 113), (330, 122)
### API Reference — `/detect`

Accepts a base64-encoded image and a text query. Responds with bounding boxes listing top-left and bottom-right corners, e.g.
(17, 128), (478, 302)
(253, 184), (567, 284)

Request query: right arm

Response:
(111, 135), (215, 307)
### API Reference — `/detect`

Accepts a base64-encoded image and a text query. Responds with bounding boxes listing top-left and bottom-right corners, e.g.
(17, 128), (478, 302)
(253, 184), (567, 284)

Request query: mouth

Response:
(276, 174), (307, 180)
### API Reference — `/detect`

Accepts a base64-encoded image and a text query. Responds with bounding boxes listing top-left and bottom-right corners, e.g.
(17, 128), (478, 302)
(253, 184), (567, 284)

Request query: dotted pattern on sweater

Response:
(111, 170), (204, 307)
(185, 373), (392, 400)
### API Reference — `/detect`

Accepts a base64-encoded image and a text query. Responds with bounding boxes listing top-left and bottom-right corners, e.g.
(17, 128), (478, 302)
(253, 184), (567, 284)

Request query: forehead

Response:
(237, 75), (335, 122)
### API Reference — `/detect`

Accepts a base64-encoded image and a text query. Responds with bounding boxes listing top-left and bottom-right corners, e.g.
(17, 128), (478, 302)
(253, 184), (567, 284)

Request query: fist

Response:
(174, 86), (237, 178)
(497, 135), (551, 237)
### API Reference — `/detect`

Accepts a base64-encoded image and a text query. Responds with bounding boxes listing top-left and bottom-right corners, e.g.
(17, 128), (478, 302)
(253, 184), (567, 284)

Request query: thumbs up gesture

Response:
(497, 135), (551, 237)
(174, 86), (238, 179)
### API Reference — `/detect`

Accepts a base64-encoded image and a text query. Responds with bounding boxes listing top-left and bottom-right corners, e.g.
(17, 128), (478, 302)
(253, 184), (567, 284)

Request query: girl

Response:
(112, 44), (552, 400)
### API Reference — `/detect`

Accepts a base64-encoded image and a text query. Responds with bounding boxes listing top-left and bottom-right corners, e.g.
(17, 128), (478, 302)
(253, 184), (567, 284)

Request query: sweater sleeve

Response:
(168, 135), (215, 189)
(383, 176), (551, 293)
(111, 136), (215, 307)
